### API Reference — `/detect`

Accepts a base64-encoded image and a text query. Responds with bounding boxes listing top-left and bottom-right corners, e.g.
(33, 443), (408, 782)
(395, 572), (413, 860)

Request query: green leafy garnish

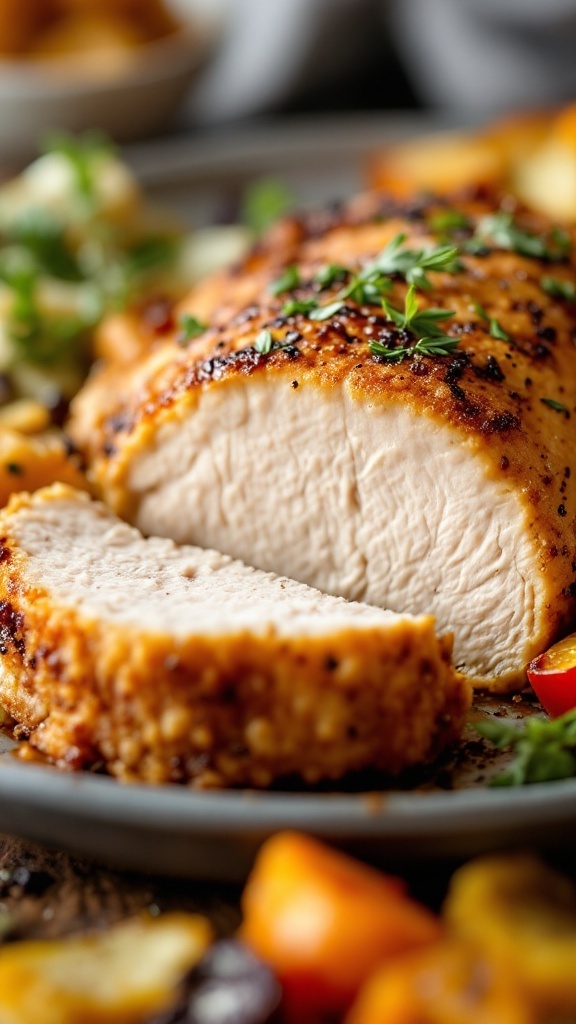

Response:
(180, 314), (207, 342)
(255, 329), (273, 354)
(429, 209), (472, 234)
(309, 300), (347, 321)
(0, 248), (94, 366)
(475, 710), (576, 786)
(123, 237), (178, 278)
(541, 397), (569, 414)
(540, 276), (576, 300)
(314, 264), (347, 289)
(269, 265), (300, 296)
(382, 283), (455, 334)
(364, 233), (462, 291)
(369, 284), (458, 362)
(477, 212), (572, 262)
(242, 179), (294, 235)
(280, 297), (318, 317)
(44, 130), (113, 204)
(470, 301), (510, 342)
(7, 210), (82, 282)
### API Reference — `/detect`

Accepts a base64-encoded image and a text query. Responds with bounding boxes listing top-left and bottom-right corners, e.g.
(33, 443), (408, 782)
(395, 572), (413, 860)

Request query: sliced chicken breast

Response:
(0, 485), (467, 787)
(70, 192), (576, 690)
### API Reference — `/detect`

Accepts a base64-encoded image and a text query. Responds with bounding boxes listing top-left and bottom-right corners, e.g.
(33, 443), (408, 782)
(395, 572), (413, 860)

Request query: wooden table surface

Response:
(0, 833), (241, 943)
(2, 829), (576, 949)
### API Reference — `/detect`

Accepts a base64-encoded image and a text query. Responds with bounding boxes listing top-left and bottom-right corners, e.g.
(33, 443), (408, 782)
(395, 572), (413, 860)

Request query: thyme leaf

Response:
(540, 276), (576, 301)
(280, 297), (318, 317)
(370, 284), (458, 362)
(382, 283), (455, 335)
(269, 265), (300, 296)
(309, 300), (347, 321)
(179, 314), (207, 343)
(255, 329), (273, 354)
(470, 301), (510, 342)
(314, 264), (348, 289)
(476, 212), (572, 262)
(541, 397), (569, 414)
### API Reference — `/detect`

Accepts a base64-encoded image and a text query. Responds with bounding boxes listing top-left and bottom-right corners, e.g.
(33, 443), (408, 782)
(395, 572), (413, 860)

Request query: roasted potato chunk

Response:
(0, 912), (211, 1024)
(445, 854), (576, 1014)
(346, 942), (535, 1024)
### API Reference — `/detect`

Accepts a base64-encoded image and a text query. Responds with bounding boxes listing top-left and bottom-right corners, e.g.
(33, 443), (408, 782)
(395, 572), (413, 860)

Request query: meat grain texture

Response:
(0, 485), (467, 786)
(71, 191), (576, 691)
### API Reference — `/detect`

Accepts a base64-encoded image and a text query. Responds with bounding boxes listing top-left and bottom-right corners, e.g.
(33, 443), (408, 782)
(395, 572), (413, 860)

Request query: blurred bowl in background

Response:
(0, 0), (224, 160)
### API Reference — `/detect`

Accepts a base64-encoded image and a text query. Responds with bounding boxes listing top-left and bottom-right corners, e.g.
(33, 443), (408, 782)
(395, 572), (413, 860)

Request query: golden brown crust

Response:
(0, 487), (469, 788)
(69, 191), (576, 671)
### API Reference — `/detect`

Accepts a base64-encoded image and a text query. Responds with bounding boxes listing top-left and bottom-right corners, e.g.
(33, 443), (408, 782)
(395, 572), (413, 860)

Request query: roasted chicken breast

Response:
(0, 485), (467, 786)
(71, 191), (576, 690)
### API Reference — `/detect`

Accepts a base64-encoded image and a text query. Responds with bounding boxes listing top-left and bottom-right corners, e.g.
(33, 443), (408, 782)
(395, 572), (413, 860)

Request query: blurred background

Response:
(3, 0), (576, 157)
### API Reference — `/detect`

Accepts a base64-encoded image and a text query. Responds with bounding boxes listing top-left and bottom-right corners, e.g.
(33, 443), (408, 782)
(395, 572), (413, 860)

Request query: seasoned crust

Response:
(69, 191), (576, 686)
(0, 486), (469, 787)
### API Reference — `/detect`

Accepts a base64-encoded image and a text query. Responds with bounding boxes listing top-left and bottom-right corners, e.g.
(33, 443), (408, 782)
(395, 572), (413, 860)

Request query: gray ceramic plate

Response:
(0, 115), (573, 880)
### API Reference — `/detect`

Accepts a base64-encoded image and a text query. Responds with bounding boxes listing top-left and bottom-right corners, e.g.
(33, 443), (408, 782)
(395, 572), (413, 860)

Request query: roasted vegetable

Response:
(0, 912), (212, 1024)
(445, 854), (576, 1014)
(346, 942), (534, 1024)
(241, 832), (441, 1016)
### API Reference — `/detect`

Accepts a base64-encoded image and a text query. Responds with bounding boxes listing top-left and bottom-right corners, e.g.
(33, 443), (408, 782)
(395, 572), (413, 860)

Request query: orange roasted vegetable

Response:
(346, 942), (535, 1024)
(241, 832), (442, 1017)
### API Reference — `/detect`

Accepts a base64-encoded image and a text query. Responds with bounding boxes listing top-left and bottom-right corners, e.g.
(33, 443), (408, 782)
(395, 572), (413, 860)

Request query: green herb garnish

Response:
(429, 209), (472, 234)
(180, 314), (207, 342)
(255, 329), (273, 354)
(44, 130), (113, 204)
(269, 264), (300, 296)
(364, 233), (462, 291)
(475, 710), (576, 786)
(242, 178), (294, 235)
(541, 397), (569, 414)
(540, 276), (576, 300)
(382, 283), (455, 334)
(309, 300), (347, 321)
(470, 301), (510, 342)
(124, 237), (178, 278)
(369, 284), (458, 362)
(8, 210), (82, 282)
(477, 212), (572, 262)
(314, 264), (348, 289)
(280, 297), (318, 317)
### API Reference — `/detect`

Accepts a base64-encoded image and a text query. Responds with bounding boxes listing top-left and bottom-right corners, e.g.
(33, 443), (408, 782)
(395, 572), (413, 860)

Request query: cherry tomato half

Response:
(527, 633), (576, 717)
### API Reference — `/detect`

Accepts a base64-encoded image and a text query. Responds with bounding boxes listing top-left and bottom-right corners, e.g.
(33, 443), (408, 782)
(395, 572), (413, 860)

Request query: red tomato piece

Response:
(527, 633), (576, 717)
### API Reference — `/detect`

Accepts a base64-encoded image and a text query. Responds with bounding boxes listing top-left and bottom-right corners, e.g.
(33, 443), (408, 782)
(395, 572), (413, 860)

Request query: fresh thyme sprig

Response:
(276, 235), (463, 324)
(476, 213), (572, 262)
(338, 233), (461, 300)
(475, 710), (576, 786)
(369, 284), (458, 362)
(269, 264), (300, 296)
(470, 301), (510, 342)
(280, 297), (318, 317)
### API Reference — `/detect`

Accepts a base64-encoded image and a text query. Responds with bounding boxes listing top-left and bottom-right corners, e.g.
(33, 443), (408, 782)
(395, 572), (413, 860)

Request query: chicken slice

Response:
(0, 484), (467, 787)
